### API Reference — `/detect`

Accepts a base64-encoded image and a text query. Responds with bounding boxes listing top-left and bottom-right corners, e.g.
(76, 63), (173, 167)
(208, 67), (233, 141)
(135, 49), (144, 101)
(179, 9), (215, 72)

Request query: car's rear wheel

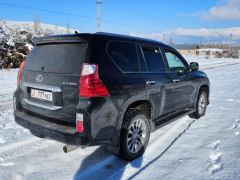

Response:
(189, 89), (208, 119)
(118, 109), (150, 161)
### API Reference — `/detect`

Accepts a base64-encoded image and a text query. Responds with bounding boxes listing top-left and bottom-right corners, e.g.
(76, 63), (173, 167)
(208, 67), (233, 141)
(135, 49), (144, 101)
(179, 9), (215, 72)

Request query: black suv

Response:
(14, 32), (210, 161)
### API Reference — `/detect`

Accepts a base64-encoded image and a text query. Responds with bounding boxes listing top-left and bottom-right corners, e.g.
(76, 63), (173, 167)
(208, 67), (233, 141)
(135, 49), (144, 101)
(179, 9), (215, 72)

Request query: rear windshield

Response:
(25, 43), (88, 74)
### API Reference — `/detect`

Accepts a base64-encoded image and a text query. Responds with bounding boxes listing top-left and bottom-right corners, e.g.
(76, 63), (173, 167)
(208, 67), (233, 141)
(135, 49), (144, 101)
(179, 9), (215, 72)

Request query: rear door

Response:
(106, 40), (147, 105)
(20, 39), (88, 123)
(161, 47), (194, 111)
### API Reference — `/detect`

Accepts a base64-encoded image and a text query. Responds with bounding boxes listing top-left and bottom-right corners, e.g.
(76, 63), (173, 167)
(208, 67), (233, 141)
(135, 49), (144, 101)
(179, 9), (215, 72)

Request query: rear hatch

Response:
(20, 35), (89, 123)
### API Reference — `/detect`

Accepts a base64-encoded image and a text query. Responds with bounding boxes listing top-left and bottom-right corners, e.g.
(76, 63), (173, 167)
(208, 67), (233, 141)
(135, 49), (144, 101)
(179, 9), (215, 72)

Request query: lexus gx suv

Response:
(14, 32), (210, 161)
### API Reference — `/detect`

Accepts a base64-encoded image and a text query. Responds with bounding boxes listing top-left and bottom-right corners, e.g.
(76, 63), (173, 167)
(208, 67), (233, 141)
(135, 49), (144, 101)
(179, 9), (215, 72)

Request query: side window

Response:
(107, 41), (139, 72)
(141, 46), (165, 72)
(164, 50), (187, 71)
(136, 46), (147, 72)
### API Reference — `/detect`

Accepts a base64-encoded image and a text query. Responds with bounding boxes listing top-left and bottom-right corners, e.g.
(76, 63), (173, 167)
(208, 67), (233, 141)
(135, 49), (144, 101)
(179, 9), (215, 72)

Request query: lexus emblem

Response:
(36, 74), (43, 82)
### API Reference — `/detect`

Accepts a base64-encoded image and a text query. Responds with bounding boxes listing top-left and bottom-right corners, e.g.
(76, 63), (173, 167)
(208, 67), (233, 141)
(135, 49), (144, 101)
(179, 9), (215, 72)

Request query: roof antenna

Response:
(75, 31), (79, 34)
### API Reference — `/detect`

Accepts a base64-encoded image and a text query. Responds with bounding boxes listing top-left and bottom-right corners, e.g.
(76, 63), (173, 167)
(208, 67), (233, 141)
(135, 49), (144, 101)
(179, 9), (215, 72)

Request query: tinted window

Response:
(141, 46), (165, 72)
(136, 46), (147, 72)
(26, 43), (88, 74)
(107, 41), (139, 72)
(164, 51), (187, 71)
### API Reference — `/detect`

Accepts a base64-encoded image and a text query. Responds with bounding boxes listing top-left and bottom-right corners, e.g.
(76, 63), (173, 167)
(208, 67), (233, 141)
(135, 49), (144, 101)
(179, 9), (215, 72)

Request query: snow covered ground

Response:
(0, 57), (240, 180)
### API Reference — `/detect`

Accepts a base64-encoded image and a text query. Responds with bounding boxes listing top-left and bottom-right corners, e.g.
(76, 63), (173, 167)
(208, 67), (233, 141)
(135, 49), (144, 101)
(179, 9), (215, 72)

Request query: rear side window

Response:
(141, 46), (165, 72)
(26, 43), (88, 74)
(107, 41), (139, 72)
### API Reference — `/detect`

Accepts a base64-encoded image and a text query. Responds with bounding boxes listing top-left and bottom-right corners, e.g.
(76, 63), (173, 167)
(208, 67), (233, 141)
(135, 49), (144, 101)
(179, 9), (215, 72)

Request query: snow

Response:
(199, 48), (223, 52)
(6, 38), (15, 46)
(0, 20), (76, 37)
(25, 43), (34, 51)
(0, 57), (240, 179)
(0, 137), (6, 144)
(0, 20), (79, 68)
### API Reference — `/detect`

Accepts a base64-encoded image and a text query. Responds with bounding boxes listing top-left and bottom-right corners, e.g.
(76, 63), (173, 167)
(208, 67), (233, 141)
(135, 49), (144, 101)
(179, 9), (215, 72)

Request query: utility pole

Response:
(162, 34), (166, 42)
(97, 0), (102, 32)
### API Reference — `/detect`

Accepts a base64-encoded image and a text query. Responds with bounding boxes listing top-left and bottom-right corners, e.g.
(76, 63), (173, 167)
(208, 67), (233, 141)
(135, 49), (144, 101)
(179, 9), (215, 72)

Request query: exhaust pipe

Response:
(63, 145), (79, 153)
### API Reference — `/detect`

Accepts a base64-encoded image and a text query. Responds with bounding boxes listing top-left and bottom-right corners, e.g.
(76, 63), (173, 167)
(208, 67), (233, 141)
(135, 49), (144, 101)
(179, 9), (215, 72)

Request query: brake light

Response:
(76, 113), (84, 133)
(17, 61), (26, 86)
(79, 63), (109, 97)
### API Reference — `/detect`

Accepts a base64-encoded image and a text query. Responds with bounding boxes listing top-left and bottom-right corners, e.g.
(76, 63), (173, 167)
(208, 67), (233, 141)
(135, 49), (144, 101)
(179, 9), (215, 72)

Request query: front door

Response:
(161, 48), (194, 112)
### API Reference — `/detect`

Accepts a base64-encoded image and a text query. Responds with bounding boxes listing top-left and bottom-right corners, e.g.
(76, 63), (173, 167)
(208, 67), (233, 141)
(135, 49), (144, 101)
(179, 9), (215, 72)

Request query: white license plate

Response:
(30, 89), (53, 101)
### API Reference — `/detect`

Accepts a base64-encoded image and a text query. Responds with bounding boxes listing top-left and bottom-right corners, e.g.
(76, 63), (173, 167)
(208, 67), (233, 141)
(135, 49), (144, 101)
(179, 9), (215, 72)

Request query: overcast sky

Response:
(0, 0), (240, 44)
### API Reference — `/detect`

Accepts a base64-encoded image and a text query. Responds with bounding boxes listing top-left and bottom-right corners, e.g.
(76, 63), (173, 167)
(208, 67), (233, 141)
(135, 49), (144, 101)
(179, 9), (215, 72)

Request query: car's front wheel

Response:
(118, 109), (150, 161)
(189, 89), (208, 119)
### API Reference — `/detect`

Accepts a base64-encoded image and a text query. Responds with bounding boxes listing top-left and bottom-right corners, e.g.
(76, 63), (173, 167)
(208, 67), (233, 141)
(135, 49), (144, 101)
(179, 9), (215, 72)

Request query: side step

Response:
(154, 109), (194, 128)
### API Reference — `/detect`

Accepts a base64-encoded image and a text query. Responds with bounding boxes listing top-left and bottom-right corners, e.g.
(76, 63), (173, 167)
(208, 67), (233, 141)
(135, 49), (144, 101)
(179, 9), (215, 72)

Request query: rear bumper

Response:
(14, 110), (89, 146)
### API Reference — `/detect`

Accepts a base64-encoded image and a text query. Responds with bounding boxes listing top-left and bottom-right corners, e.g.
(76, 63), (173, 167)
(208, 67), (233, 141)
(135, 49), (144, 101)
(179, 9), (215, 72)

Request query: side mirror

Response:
(190, 62), (199, 71)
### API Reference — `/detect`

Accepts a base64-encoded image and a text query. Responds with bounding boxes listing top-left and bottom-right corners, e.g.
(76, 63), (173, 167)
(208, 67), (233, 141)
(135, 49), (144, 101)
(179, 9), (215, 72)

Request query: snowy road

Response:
(0, 58), (240, 180)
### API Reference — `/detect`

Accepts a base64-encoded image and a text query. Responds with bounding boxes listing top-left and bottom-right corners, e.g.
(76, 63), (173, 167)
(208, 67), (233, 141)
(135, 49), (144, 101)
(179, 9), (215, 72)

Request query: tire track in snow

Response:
(0, 93), (14, 97)
(129, 118), (197, 179)
(107, 117), (196, 179)
(200, 61), (239, 67)
(0, 138), (55, 162)
(202, 62), (240, 70)
(0, 137), (40, 154)
(0, 102), (12, 111)
(0, 162), (15, 167)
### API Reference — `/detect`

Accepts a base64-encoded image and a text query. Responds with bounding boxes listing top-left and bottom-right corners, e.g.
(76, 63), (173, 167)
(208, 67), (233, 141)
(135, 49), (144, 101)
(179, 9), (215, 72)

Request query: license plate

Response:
(30, 89), (53, 101)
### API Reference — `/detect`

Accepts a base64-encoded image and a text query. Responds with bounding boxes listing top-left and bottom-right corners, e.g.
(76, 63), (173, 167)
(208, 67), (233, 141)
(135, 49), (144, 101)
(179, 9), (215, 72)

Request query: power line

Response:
(0, 2), (97, 21)
(0, 2), (159, 32)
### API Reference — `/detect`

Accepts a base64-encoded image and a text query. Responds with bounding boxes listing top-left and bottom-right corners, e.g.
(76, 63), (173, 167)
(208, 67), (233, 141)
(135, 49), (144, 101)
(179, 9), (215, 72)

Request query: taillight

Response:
(79, 63), (110, 97)
(17, 60), (26, 86)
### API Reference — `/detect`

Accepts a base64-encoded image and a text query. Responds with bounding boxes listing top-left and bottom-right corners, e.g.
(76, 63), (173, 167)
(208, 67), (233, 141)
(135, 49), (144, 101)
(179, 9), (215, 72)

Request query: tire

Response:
(189, 90), (208, 119)
(118, 109), (150, 161)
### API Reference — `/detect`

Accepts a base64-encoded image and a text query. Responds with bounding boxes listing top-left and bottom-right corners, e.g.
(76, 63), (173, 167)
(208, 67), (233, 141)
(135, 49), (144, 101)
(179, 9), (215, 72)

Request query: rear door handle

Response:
(146, 81), (156, 85)
(173, 79), (181, 83)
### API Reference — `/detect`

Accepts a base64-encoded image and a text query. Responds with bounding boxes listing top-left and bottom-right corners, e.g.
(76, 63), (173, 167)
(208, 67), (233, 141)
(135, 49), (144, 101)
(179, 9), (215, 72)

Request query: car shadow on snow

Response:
(73, 145), (144, 180)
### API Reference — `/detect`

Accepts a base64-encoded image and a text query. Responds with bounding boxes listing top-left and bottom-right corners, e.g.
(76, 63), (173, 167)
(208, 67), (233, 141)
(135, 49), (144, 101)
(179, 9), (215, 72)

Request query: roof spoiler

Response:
(32, 35), (89, 45)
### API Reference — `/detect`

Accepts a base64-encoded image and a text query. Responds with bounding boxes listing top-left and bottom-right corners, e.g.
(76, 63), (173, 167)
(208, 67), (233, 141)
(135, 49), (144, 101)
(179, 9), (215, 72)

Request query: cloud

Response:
(129, 32), (165, 40)
(170, 27), (240, 39)
(201, 0), (240, 21)
(130, 27), (240, 43)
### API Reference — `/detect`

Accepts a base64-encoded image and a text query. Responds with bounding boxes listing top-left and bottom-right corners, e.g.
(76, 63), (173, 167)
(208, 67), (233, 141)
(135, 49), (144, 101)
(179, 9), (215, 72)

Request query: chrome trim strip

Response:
(24, 99), (62, 111)
(23, 82), (61, 92)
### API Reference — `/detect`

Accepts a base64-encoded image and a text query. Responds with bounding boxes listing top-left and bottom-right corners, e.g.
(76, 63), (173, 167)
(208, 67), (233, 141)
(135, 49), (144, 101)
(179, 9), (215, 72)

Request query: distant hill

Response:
(0, 20), (77, 68)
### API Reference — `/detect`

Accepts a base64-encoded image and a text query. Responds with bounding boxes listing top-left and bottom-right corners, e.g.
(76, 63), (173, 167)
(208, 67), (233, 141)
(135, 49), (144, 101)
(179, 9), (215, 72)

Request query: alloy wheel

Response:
(127, 118), (147, 153)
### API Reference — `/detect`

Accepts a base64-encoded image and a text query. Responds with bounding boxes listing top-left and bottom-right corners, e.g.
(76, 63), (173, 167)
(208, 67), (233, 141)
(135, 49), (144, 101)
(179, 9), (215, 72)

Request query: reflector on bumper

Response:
(76, 113), (84, 133)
